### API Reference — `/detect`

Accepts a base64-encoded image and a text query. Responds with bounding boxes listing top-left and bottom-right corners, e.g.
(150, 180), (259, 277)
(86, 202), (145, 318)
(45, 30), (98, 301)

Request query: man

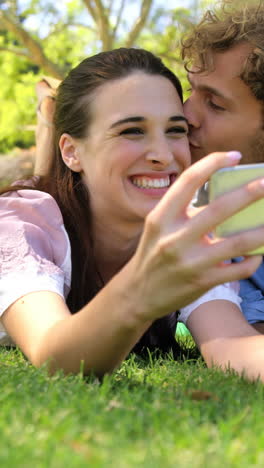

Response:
(181, 0), (264, 333)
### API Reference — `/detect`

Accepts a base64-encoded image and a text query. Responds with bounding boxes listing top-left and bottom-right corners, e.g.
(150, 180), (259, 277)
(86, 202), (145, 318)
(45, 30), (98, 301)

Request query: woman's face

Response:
(71, 72), (191, 226)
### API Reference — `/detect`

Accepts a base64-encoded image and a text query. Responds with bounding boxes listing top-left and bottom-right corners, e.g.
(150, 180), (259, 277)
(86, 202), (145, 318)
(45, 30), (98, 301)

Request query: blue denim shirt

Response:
(234, 257), (264, 324)
(194, 188), (264, 324)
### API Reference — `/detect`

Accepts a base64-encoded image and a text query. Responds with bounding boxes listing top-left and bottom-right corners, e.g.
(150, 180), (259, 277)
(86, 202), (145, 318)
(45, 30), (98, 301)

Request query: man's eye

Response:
(208, 100), (225, 111)
(120, 127), (144, 135)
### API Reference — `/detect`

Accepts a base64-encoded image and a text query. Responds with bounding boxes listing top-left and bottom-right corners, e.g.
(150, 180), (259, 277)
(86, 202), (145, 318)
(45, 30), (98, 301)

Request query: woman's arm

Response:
(2, 273), (151, 377)
(3, 151), (264, 377)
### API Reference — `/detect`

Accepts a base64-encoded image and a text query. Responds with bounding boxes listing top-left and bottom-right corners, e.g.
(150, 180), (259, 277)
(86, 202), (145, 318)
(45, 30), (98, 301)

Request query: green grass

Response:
(0, 344), (264, 468)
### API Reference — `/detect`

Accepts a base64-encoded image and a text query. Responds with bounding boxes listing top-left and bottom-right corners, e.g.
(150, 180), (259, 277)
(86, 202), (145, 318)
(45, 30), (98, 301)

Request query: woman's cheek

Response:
(115, 140), (144, 166)
(173, 138), (191, 169)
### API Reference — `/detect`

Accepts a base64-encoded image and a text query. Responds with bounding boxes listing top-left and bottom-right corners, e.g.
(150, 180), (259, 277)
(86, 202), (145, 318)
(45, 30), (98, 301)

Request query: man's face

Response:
(184, 43), (264, 164)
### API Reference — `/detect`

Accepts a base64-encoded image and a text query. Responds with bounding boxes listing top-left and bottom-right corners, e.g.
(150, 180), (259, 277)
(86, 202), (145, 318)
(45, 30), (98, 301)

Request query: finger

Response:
(186, 205), (203, 218)
(152, 151), (242, 225)
(203, 225), (264, 268)
(206, 255), (262, 287)
(158, 220), (264, 277)
(185, 176), (264, 242)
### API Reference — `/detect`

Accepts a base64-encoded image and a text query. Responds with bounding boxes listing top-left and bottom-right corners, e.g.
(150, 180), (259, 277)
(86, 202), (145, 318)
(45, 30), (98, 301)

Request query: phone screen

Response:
(209, 164), (264, 255)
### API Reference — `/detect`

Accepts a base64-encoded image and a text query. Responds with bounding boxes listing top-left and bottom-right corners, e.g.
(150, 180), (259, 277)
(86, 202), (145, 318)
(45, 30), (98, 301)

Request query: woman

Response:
(1, 48), (264, 378)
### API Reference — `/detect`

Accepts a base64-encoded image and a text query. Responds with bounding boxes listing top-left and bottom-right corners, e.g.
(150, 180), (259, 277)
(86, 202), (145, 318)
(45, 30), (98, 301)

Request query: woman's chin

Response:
(130, 198), (162, 220)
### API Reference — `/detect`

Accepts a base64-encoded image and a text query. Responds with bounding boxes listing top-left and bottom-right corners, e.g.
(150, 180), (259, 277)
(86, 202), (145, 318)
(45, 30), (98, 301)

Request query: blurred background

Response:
(0, 0), (216, 184)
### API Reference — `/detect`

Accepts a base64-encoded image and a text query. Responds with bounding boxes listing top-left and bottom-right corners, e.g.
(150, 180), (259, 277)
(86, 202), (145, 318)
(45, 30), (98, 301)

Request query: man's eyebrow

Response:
(187, 73), (228, 100)
(110, 115), (188, 129)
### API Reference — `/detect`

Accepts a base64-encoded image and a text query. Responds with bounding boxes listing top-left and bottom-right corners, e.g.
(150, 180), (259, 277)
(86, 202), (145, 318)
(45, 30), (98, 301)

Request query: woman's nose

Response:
(145, 138), (174, 166)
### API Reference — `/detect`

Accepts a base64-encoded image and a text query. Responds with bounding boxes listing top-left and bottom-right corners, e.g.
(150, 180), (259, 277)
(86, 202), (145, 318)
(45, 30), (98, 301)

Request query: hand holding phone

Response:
(209, 163), (264, 255)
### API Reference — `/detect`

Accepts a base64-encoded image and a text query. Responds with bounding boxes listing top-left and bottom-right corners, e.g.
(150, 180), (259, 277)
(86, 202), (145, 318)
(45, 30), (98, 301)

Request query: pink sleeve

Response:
(0, 189), (71, 315)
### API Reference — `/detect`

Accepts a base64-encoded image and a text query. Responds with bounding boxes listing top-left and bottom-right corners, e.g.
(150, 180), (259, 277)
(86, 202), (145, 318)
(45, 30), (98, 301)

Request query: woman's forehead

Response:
(90, 72), (183, 123)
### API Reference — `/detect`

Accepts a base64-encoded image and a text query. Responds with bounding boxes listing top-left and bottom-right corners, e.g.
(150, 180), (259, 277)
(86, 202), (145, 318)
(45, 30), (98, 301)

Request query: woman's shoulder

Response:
(1, 184), (64, 228)
(0, 186), (71, 315)
(0, 186), (70, 271)
(0, 187), (71, 315)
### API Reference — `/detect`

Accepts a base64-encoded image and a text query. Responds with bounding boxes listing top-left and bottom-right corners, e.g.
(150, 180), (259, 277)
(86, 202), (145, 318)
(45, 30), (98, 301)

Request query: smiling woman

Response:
(65, 71), (190, 222)
(1, 48), (264, 380)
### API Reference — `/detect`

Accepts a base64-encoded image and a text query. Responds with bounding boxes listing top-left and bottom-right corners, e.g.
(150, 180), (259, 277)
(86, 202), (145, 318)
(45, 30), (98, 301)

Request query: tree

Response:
(0, 0), (214, 152)
(0, 0), (155, 78)
(138, 6), (193, 92)
(0, 0), (159, 151)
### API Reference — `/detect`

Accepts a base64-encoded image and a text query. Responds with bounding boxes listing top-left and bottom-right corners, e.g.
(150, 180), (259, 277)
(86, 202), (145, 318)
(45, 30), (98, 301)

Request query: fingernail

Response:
(227, 151), (242, 161)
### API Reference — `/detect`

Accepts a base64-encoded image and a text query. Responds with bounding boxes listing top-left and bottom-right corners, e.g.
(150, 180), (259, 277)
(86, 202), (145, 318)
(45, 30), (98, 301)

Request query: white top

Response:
(178, 282), (241, 324)
(0, 189), (71, 344)
(0, 189), (241, 344)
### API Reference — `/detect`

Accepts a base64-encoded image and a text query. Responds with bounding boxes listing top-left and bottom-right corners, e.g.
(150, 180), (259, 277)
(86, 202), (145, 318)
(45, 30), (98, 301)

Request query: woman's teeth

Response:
(131, 176), (170, 189)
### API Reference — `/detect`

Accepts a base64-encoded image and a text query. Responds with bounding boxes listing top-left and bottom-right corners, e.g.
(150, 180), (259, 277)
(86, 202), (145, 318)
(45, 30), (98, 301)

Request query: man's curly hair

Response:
(182, 0), (264, 102)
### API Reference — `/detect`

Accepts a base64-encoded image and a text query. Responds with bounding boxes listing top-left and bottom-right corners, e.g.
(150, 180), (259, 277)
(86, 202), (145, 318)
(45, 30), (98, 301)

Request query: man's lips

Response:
(189, 140), (201, 149)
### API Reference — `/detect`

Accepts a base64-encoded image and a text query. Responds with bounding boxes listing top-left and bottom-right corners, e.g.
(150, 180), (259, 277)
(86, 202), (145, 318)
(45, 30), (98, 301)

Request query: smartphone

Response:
(209, 163), (264, 255)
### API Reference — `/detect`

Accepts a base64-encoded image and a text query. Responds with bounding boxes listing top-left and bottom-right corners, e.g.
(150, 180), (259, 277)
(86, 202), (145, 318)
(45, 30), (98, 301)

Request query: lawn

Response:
(1, 342), (264, 468)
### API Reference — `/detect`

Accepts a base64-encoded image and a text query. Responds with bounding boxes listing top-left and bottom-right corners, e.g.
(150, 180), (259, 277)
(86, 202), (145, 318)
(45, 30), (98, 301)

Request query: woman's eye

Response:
(167, 126), (188, 135)
(120, 127), (144, 135)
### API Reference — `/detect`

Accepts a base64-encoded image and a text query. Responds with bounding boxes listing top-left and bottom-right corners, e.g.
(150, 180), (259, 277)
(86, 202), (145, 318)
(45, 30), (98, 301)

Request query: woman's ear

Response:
(59, 133), (82, 172)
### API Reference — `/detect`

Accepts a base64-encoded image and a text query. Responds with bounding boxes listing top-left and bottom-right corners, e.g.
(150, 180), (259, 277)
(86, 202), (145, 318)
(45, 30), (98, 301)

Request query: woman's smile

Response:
(129, 172), (178, 195)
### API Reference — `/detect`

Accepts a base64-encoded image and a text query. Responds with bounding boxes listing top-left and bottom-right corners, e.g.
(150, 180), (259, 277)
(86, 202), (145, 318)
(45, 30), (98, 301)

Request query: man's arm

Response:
(238, 259), (264, 334)
(187, 300), (264, 381)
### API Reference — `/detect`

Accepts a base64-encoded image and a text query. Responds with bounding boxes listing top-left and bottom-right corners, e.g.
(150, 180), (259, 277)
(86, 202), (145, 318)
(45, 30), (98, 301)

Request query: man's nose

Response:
(183, 98), (200, 129)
